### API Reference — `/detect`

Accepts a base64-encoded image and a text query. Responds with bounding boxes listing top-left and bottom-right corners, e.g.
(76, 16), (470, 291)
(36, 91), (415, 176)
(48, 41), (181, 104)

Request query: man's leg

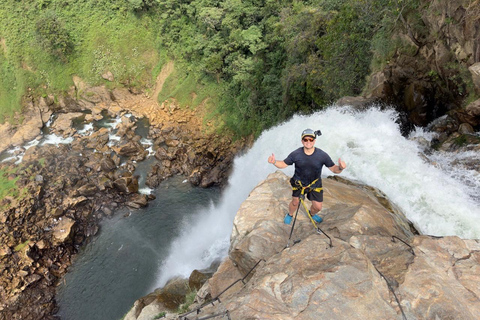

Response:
(308, 199), (323, 223)
(309, 200), (323, 215)
(288, 197), (300, 216)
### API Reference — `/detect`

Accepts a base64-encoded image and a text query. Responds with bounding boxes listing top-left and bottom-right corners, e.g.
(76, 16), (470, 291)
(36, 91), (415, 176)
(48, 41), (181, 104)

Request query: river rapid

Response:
(56, 106), (480, 320)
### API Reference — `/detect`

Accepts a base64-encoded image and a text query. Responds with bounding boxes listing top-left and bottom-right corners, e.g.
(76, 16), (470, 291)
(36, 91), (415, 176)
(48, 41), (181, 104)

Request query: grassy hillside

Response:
(0, 0), (159, 121)
(0, 0), (420, 135)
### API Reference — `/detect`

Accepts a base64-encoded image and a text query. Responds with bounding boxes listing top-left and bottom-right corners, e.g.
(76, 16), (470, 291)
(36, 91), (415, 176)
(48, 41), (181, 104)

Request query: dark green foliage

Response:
(127, 0), (159, 11)
(0, 0), (422, 136)
(35, 11), (73, 62)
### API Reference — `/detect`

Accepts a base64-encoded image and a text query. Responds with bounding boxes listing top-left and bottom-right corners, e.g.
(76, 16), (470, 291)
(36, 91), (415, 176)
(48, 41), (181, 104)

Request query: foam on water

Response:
(139, 187), (154, 195)
(78, 123), (94, 136)
(140, 138), (155, 157)
(153, 106), (480, 287)
(41, 134), (74, 145)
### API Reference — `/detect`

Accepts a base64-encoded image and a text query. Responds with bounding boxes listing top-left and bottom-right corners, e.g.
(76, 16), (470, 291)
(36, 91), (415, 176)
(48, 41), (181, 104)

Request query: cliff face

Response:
(178, 172), (480, 320)
(0, 73), (249, 319)
(366, 0), (480, 130)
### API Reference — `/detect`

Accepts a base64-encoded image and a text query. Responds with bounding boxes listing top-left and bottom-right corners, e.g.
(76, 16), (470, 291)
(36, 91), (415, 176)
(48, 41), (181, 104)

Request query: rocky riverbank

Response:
(0, 77), (250, 320)
(127, 171), (480, 320)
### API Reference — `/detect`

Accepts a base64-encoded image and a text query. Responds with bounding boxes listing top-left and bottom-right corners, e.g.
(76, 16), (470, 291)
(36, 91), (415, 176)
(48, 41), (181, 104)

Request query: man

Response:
(267, 128), (347, 224)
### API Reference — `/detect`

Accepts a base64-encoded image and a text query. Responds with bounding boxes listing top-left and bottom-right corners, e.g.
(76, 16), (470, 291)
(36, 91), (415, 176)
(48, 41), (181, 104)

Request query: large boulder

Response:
(113, 174), (139, 194)
(0, 100), (47, 154)
(184, 171), (479, 320)
(50, 112), (84, 136)
(398, 236), (480, 319)
(51, 217), (76, 245)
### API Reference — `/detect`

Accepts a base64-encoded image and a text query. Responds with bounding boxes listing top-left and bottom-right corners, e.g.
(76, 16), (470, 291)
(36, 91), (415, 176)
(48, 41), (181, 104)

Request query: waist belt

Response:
(292, 179), (323, 194)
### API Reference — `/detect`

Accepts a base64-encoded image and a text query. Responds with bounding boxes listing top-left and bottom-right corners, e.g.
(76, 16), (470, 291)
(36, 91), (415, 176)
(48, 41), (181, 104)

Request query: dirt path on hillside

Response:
(152, 60), (174, 104)
(111, 60), (215, 132)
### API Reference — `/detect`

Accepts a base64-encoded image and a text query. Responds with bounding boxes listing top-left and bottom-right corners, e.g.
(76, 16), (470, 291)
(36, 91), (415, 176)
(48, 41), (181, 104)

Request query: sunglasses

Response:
(302, 137), (315, 142)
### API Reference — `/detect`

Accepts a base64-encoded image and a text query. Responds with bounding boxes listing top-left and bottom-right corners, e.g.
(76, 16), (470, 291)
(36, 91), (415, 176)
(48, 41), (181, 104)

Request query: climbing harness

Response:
(178, 259), (265, 320)
(287, 179), (333, 248)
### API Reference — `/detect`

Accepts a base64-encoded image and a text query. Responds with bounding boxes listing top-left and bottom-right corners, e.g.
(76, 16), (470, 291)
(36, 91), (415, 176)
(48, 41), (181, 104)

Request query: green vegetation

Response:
(453, 134), (468, 147)
(0, 168), (19, 200)
(177, 288), (197, 314)
(153, 311), (166, 319)
(14, 240), (30, 252)
(0, 0), (422, 135)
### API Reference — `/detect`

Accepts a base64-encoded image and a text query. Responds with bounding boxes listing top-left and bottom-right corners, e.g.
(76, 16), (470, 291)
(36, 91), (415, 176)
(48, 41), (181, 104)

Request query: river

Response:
(55, 106), (480, 320)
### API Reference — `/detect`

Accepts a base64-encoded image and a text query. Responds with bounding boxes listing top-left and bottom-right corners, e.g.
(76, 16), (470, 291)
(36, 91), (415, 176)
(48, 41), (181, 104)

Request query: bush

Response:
(127, 0), (158, 11)
(35, 11), (73, 62)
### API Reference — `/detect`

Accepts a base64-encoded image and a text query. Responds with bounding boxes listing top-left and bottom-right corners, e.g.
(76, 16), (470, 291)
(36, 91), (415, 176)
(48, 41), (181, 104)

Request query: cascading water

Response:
(153, 106), (480, 288)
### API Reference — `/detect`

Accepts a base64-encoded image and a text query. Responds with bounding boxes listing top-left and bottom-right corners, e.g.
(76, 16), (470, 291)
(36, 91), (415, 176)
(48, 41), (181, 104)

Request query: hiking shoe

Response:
(284, 213), (293, 224)
(310, 212), (323, 223)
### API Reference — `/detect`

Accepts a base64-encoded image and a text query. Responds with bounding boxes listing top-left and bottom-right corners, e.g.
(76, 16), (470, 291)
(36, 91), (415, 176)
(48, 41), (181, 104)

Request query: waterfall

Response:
(153, 106), (480, 288)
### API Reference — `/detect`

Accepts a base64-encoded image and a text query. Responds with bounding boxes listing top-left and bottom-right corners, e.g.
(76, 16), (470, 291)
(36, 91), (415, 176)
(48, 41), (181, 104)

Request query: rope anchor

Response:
(178, 259), (265, 320)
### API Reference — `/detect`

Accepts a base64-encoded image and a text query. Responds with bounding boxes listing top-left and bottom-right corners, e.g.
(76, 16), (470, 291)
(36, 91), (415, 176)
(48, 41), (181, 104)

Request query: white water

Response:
(78, 123), (94, 136)
(153, 106), (480, 288)
(1, 134), (72, 164)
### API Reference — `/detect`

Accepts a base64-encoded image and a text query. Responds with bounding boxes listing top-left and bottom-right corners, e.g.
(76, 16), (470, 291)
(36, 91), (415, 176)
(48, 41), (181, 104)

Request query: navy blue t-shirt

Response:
(284, 147), (335, 187)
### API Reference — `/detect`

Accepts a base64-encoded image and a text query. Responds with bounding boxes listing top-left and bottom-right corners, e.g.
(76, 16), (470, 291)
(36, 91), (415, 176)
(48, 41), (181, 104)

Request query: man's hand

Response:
(338, 158), (347, 170)
(268, 153), (276, 164)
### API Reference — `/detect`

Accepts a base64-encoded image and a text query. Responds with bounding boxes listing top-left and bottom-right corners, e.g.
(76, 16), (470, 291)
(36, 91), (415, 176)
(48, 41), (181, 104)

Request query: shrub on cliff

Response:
(35, 11), (73, 62)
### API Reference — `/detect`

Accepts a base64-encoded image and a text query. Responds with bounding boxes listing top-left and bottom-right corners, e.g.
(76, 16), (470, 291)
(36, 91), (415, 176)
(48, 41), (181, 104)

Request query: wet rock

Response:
(83, 128), (110, 150)
(145, 164), (162, 188)
(188, 270), (211, 291)
(454, 99), (480, 128)
(126, 194), (148, 209)
(56, 96), (82, 113)
(335, 96), (378, 110)
(362, 0), (480, 131)
(154, 147), (169, 161)
(468, 62), (480, 93)
(100, 156), (117, 172)
(113, 175), (139, 194)
(76, 183), (98, 197)
(200, 161), (231, 188)
(116, 116), (136, 138)
(50, 112), (84, 136)
(458, 122), (475, 134)
(154, 277), (190, 310)
(404, 81), (430, 126)
(0, 101), (44, 154)
(114, 141), (146, 159)
(188, 168), (202, 186)
(51, 218), (75, 245)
